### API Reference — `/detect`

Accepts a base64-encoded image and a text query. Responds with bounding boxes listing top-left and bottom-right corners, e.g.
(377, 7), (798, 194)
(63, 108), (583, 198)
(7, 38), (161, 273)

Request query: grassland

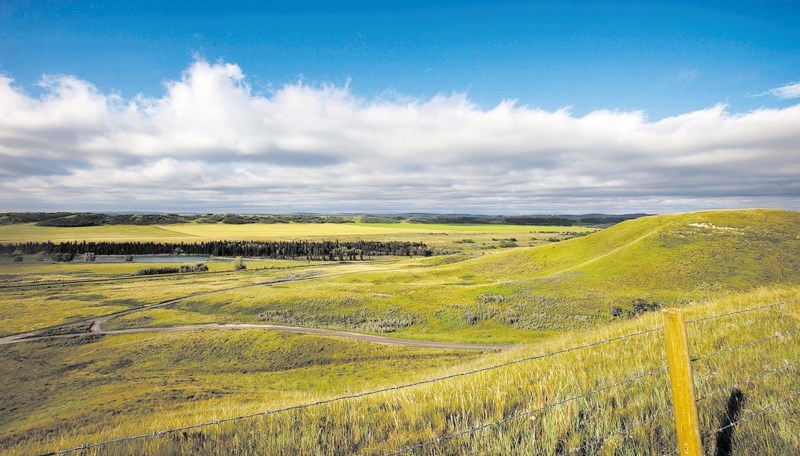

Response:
(2, 287), (797, 455)
(0, 262), (381, 337)
(0, 221), (593, 253)
(107, 209), (800, 344)
(0, 221), (594, 241)
(0, 330), (481, 455)
(0, 209), (798, 455)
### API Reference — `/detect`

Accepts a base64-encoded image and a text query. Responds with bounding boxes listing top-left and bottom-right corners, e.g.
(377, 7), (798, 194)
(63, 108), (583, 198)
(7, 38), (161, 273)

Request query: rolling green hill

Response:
(157, 210), (800, 343)
(1, 209), (798, 454)
(469, 208), (800, 290)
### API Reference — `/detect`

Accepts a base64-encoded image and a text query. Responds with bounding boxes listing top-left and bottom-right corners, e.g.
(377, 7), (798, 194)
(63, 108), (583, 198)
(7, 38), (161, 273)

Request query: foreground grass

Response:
(4, 286), (797, 455)
(0, 330), (481, 456)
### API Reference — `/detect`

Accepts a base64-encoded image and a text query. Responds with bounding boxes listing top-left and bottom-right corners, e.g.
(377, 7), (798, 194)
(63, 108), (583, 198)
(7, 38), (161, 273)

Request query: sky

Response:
(0, 0), (799, 214)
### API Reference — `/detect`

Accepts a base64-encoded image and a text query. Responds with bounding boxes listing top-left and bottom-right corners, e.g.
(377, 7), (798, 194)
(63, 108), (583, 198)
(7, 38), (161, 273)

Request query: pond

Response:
(72, 255), (230, 263)
(0, 255), (231, 264)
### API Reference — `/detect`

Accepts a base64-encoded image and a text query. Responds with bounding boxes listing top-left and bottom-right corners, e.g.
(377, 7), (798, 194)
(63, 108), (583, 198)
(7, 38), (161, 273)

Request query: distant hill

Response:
(0, 212), (646, 227)
(459, 209), (800, 308)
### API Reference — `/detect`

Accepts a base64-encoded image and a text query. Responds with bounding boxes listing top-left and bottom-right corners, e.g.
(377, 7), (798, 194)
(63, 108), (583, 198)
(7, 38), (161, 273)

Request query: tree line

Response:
(1, 240), (433, 261)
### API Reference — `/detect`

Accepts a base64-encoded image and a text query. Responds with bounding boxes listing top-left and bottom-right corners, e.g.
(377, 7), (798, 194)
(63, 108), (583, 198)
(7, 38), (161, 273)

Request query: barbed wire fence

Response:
(41, 325), (663, 455)
(40, 299), (799, 456)
(684, 298), (800, 453)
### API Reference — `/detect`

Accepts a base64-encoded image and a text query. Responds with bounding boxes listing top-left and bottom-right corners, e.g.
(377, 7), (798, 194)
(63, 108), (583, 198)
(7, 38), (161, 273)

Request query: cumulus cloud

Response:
(769, 82), (800, 100)
(1, 59), (799, 213)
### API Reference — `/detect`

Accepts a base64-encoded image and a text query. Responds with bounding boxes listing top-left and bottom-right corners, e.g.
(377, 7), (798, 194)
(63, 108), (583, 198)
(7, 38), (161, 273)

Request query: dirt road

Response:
(0, 272), (511, 351)
(1, 323), (509, 350)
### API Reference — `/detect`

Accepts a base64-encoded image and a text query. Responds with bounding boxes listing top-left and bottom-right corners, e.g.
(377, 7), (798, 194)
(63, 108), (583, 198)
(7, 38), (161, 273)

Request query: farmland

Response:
(0, 209), (798, 455)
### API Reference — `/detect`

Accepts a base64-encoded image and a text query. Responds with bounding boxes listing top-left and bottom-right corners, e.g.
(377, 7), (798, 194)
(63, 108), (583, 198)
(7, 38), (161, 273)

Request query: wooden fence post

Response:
(663, 309), (703, 456)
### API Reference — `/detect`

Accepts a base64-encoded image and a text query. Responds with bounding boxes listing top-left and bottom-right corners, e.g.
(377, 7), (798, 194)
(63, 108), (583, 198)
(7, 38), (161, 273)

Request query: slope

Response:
(154, 209), (800, 343)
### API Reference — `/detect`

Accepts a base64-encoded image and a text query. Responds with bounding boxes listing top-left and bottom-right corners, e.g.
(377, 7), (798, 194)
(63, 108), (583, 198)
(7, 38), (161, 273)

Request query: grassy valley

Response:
(0, 209), (798, 455)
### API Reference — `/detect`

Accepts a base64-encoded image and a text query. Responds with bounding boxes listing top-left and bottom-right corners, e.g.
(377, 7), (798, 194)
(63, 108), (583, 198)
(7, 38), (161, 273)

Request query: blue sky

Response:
(3, 0), (798, 118)
(0, 1), (799, 213)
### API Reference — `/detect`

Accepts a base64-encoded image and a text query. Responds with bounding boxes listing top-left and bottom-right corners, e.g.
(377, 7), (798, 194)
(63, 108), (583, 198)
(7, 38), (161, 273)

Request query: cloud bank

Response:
(1, 60), (799, 213)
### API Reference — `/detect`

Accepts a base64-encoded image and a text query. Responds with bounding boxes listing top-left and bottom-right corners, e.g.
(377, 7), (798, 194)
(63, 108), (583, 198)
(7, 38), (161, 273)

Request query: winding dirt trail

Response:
(0, 271), (511, 351)
(1, 323), (509, 351)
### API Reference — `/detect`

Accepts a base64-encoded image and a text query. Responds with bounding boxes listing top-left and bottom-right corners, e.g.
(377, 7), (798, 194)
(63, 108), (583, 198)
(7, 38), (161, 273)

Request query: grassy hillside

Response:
(0, 330), (480, 455)
(150, 209), (800, 343)
(468, 208), (800, 289)
(4, 286), (797, 455)
(1, 209), (797, 454)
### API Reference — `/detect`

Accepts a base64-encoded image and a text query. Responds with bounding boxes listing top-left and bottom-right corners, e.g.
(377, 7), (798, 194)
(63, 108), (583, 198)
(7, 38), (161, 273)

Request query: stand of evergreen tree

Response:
(0, 240), (433, 260)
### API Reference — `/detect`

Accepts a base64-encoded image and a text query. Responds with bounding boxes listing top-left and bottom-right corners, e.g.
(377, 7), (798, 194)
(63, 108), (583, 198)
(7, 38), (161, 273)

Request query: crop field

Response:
(0, 209), (798, 455)
(0, 221), (594, 246)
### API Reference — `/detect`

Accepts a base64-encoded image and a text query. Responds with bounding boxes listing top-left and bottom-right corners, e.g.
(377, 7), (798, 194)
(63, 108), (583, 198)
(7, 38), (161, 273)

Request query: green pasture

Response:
(0, 209), (798, 454)
(0, 330), (480, 456)
(3, 286), (797, 455)
(106, 209), (800, 343)
(0, 221), (593, 242)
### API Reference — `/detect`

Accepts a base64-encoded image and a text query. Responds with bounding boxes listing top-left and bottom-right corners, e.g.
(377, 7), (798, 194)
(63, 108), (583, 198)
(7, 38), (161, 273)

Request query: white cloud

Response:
(0, 59), (799, 213)
(769, 82), (800, 100)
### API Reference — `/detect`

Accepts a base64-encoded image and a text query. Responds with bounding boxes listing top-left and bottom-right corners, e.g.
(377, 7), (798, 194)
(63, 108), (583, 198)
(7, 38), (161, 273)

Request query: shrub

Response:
(53, 252), (75, 262)
(179, 263), (209, 273)
(477, 294), (506, 304)
(464, 303), (500, 325)
(612, 299), (661, 319)
(136, 264), (207, 275)
(136, 266), (180, 276)
(630, 298), (661, 316)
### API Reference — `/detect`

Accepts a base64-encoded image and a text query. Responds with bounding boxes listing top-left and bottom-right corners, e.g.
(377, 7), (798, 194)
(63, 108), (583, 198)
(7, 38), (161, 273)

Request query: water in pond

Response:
(72, 255), (230, 263)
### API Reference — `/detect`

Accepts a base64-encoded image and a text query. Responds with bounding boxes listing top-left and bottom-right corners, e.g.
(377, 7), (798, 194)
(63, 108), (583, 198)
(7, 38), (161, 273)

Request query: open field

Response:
(103, 209), (800, 343)
(0, 330), (482, 455)
(0, 222), (595, 253)
(0, 209), (798, 454)
(1, 287), (797, 455)
(0, 221), (595, 241)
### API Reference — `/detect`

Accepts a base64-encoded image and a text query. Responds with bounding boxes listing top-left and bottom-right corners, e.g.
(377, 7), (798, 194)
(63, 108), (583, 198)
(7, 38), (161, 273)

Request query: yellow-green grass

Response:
(0, 224), (188, 243)
(0, 260), (411, 337)
(0, 259), (324, 284)
(4, 286), (797, 455)
(355, 222), (595, 233)
(0, 222), (593, 243)
(0, 330), (482, 456)
(0, 266), (334, 336)
(124, 210), (799, 344)
(5, 209), (797, 343)
(0, 223), (592, 258)
(159, 276), (564, 344)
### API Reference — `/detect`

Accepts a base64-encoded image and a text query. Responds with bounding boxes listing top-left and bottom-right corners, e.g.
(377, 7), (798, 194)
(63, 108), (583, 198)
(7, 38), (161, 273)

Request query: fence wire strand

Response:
(695, 359), (800, 403)
(701, 390), (800, 440)
(40, 298), (800, 455)
(566, 406), (674, 454)
(686, 299), (800, 324)
(691, 328), (799, 362)
(383, 366), (667, 456)
(44, 326), (662, 455)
